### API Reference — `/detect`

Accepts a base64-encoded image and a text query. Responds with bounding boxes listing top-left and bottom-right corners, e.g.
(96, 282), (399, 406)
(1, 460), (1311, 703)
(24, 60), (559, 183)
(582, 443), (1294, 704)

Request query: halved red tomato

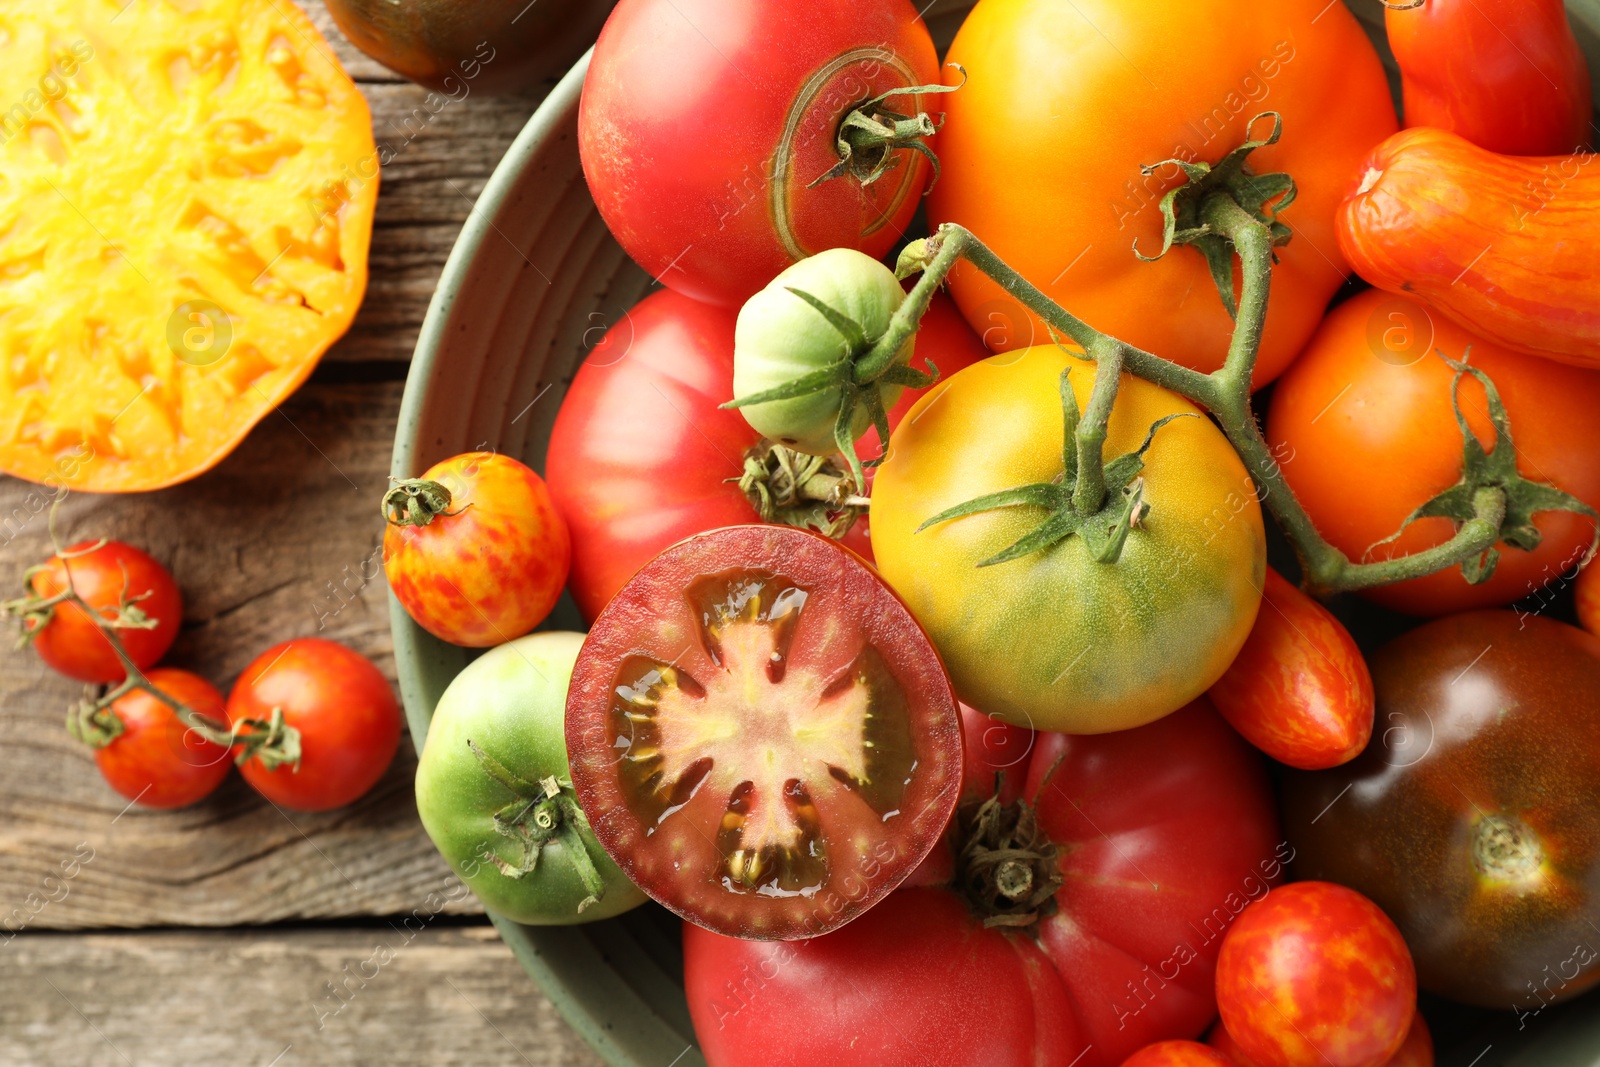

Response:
(564, 524), (961, 940)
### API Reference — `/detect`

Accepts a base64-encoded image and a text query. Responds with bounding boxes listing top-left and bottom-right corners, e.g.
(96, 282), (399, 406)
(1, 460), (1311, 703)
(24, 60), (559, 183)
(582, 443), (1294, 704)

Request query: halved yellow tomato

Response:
(0, 0), (377, 491)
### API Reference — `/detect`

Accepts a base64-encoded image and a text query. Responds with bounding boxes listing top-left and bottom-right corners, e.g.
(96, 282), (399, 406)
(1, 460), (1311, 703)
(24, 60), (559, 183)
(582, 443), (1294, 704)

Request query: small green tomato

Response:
(732, 247), (912, 455)
(415, 631), (645, 925)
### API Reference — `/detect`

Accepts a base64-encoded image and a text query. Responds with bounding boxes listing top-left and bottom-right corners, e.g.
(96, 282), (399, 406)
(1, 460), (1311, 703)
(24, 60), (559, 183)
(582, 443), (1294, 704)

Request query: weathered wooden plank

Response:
(0, 924), (604, 1066)
(0, 381), (494, 928)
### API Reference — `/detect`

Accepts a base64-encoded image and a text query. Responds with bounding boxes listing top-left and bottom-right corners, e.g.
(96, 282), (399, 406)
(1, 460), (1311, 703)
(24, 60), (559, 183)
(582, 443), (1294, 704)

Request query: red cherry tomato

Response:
(546, 287), (984, 619)
(1386, 0), (1591, 156)
(1122, 1042), (1234, 1067)
(579, 0), (939, 307)
(566, 525), (961, 940)
(683, 701), (1284, 1067)
(383, 452), (570, 647)
(226, 638), (401, 813)
(1209, 1013), (1433, 1067)
(1208, 568), (1374, 769)
(24, 540), (181, 684)
(94, 669), (231, 810)
(1216, 882), (1416, 1067)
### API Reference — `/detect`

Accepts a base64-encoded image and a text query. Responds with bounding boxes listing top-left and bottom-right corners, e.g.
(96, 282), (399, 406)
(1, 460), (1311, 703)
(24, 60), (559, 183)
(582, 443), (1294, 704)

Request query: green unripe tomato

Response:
(733, 247), (912, 455)
(415, 631), (645, 924)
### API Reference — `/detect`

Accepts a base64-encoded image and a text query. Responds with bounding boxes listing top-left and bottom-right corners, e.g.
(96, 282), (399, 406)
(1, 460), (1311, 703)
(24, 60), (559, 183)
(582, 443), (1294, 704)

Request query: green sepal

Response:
(1134, 112), (1296, 319)
(1368, 354), (1599, 584)
(914, 371), (1191, 567)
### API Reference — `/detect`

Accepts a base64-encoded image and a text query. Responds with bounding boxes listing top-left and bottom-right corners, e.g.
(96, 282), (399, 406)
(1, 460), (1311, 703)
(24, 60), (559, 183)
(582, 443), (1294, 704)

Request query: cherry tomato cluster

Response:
(393, 0), (1600, 1061)
(11, 537), (400, 813)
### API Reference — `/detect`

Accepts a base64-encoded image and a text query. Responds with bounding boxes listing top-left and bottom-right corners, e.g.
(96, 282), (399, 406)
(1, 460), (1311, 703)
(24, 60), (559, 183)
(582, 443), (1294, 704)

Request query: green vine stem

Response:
(877, 113), (1595, 596)
(3, 499), (297, 764)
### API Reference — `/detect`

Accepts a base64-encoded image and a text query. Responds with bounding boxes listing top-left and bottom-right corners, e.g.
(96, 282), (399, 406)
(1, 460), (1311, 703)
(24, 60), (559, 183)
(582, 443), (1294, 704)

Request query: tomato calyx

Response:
(466, 739), (608, 911)
(735, 440), (869, 539)
(231, 705), (304, 773)
(916, 367), (1195, 566)
(808, 73), (964, 191)
(1472, 813), (1545, 884)
(382, 478), (469, 528)
(953, 786), (1062, 930)
(1370, 356), (1598, 584)
(1135, 111), (1297, 320)
(5, 542), (162, 648)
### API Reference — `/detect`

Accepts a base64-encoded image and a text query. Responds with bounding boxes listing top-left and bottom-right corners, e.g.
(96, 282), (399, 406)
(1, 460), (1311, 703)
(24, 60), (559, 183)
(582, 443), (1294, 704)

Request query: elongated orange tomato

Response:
(1208, 569), (1372, 770)
(1338, 127), (1600, 368)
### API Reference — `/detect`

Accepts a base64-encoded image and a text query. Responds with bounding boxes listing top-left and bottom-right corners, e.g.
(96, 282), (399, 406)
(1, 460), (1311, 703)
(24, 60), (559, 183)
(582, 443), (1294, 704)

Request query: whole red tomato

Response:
(383, 452), (569, 647)
(1208, 568), (1373, 769)
(546, 287), (985, 619)
(1124, 1043), (1234, 1067)
(226, 638), (401, 813)
(928, 0), (1397, 384)
(94, 669), (231, 810)
(580, 0), (939, 307)
(1267, 288), (1600, 615)
(22, 540), (181, 684)
(1216, 882), (1416, 1067)
(1386, 0), (1591, 156)
(683, 700), (1282, 1067)
(1209, 1013), (1433, 1067)
(1283, 612), (1600, 1011)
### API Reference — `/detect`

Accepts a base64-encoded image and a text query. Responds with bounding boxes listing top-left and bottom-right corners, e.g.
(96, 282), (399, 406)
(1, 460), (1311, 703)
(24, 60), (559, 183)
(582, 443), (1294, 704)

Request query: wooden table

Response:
(0, 7), (603, 1064)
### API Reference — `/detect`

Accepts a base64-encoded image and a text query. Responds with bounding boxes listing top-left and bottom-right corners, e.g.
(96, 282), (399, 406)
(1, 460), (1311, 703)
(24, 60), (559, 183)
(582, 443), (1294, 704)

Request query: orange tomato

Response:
(1208, 1014), (1433, 1067)
(1208, 568), (1373, 769)
(1266, 289), (1600, 615)
(1121, 1042), (1234, 1067)
(1338, 128), (1600, 368)
(929, 0), (1396, 385)
(1577, 561), (1600, 636)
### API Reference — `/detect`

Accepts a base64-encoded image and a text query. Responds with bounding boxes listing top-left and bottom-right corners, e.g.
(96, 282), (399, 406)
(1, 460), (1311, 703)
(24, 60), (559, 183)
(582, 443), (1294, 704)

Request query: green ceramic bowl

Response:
(391, 3), (1600, 1064)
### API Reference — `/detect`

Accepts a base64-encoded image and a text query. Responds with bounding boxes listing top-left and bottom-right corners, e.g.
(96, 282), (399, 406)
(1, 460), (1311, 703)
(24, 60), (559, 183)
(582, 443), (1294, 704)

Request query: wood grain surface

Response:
(0, 5), (611, 1064)
(0, 925), (603, 1066)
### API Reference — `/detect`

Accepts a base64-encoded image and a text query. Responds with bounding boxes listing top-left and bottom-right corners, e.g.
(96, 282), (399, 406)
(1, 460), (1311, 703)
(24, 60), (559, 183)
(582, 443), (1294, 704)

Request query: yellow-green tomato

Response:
(870, 346), (1265, 733)
(733, 247), (910, 455)
(415, 631), (645, 924)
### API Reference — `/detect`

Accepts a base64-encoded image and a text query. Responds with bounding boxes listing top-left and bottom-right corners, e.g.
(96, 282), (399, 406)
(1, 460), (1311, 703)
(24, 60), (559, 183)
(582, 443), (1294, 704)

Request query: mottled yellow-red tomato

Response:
(383, 452), (570, 648)
(1208, 1014), (1433, 1067)
(1122, 1042), (1235, 1067)
(869, 345), (1264, 734)
(929, 0), (1397, 384)
(1216, 882), (1415, 1067)
(1208, 568), (1373, 769)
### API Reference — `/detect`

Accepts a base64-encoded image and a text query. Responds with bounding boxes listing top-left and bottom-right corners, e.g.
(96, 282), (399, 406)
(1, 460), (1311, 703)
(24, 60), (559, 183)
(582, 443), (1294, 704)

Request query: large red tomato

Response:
(580, 0), (939, 307)
(1267, 288), (1600, 615)
(929, 0), (1397, 384)
(23, 540), (181, 684)
(545, 287), (985, 619)
(683, 700), (1282, 1067)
